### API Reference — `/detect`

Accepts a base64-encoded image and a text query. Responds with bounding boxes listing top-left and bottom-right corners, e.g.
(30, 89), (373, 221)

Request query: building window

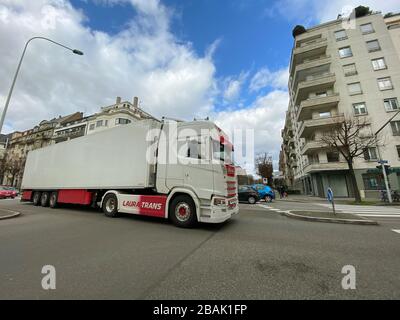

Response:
(366, 40), (381, 52)
(319, 111), (331, 118)
(343, 63), (357, 76)
(396, 145), (400, 158)
(348, 82), (362, 95)
(339, 46), (353, 58)
(362, 174), (382, 190)
(96, 120), (103, 127)
(334, 29), (348, 41)
(378, 77), (393, 91)
(363, 147), (377, 161)
(353, 102), (367, 115)
(315, 91), (328, 97)
(360, 23), (374, 34)
(115, 118), (132, 125)
(372, 58), (387, 71)
(104, 120), (108, 127)
(89, 124), (95, 130)
(391, 121), (400, 136)
(384, 98), (399, 112)
(327, 152), (340, 163)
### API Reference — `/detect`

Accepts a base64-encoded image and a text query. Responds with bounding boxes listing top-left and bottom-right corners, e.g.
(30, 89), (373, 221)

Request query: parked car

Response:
(251, 184), (275, 202)
(0, 186), (17, 199)
(5, 187), (19, 198)
(238, 186), (260, 204)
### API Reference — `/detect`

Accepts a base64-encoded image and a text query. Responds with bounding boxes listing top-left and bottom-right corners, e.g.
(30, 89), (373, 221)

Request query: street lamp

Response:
(374, 109), (400, 203)
(0, 37), (84, 134)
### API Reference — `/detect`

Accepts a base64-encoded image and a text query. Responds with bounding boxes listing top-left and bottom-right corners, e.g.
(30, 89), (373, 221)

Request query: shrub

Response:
(292, 25), (306, 38)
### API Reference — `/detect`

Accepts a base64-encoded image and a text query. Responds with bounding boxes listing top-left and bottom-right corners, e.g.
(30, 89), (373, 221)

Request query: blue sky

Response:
(70, 0), (296, 109)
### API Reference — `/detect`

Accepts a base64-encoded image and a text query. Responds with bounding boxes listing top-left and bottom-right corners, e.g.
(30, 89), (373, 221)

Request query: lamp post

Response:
(0, 37), (83, 134)
(374, 109), (400, 203)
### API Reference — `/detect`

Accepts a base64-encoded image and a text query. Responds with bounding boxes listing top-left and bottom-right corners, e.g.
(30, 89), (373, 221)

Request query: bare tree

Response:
(255, 153), (273, 185)
(4, 158), (25, 187)
(318, 116), (380, 203)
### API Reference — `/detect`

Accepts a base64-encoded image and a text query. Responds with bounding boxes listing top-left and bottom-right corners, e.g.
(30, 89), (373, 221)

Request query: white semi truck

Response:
(21, 119), (238, 227)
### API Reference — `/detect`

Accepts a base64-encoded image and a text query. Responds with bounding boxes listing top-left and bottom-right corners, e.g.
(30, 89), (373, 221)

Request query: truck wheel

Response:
(169, 195), (197, 228)
(102, 193), (119, 218)
(33, 192), (41, 206)
(248, 196), (256, 204)
(40, 192), (50, 207)
(49, 192), (58, 208)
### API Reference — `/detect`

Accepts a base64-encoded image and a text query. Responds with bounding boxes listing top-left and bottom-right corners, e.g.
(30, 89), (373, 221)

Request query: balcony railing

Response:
(293, 38), (328, 56)
(297, 93), (340, 122)
(299, 114), (344, 138)
(304, 161), (348, 174)
(291, 55), (331, 76)
(294, 73), (336, 104)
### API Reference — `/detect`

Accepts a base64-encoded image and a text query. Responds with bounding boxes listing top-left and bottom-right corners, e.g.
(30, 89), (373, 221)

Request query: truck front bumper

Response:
(199, 196), (239, 224)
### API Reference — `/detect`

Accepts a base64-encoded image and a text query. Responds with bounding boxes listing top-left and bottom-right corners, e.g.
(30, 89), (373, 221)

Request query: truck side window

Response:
(187, 140), (200, 159)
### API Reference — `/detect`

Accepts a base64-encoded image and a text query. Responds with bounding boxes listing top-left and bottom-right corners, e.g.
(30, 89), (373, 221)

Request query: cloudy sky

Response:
(0, 0), (399, 173)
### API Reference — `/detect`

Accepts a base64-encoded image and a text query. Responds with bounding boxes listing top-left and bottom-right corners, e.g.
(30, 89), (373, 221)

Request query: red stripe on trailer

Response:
(58, 189), (92, 205)
(121, 195), (167, 218)
(225, 164), (235, 177)
(22, 190), (32, 201)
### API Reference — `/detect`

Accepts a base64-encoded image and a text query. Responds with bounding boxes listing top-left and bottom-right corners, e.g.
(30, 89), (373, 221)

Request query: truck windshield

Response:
(212, 140), (233, 164)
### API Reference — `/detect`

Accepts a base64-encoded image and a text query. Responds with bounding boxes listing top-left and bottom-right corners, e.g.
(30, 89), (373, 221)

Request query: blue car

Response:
(251, 184), (276, 202)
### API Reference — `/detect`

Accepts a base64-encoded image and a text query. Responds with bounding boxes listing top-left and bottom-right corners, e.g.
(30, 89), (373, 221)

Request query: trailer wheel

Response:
(102, 193), (119, 218)
(169, 195), (197, 228)
(33, 191), (41, 206)
(40, 192), (50, 207)
(49, 192), (58, 208)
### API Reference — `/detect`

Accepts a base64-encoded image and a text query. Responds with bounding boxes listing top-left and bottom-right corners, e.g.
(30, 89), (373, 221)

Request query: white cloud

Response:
(0, 0), (216, 132)
(222, 72), (248, 102)
(214, 90), (289, 173)
(249, 66), (289, 92)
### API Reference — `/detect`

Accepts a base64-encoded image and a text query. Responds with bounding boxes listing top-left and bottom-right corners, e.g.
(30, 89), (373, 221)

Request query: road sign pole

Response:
(381, 162), (392, 203)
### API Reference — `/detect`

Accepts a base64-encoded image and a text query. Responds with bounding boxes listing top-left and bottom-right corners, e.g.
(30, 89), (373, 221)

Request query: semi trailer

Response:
(21, 119), (238, 227)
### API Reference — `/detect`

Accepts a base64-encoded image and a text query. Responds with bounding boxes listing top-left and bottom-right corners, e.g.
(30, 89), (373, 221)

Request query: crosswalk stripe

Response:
(392, 229), (400, 234)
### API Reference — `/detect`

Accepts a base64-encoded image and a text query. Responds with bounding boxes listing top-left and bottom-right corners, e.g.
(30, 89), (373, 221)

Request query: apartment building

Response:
(281, 11), (400, 199)
(52, 96), (157, 143)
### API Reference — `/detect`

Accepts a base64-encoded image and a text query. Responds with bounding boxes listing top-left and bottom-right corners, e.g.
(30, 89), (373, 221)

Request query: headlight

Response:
(213, 197), (227, 206)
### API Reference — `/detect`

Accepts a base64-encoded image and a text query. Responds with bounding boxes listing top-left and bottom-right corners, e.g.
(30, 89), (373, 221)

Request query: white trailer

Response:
(21, 119), (239, 227)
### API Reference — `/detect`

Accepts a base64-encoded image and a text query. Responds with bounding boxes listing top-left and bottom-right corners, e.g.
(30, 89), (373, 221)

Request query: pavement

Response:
(1, 198), (400, 299)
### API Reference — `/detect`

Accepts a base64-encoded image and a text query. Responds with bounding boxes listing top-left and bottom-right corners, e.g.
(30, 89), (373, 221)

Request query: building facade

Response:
(52, 97), (156, 143)
(281, 11), (400, 198)
(2, 112), (83, 187)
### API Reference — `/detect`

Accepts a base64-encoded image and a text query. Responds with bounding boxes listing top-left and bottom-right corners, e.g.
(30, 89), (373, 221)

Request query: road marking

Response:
(392, 229), (400, 234)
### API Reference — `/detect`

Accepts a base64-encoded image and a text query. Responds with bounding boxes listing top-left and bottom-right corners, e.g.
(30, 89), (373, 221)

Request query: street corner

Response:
(0, 208), (21, 220)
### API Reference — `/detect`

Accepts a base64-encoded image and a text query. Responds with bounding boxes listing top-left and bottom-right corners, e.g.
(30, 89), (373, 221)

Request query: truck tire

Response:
(49, 192), (58, 208)
(102, 193), (119, 218)
(40, 192), (50, 207)
(33, 191), (41, 206)
(169, 195), (197, 228)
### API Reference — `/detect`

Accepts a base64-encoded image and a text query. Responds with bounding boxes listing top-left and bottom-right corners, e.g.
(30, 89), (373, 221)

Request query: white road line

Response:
(392, 229), (400, 234)
(359, 214), (400, 218)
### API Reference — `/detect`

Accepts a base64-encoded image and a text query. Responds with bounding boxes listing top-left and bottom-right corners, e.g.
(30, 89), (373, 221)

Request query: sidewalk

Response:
(275, 194), (400, 206)
(0, 209), (21, 220)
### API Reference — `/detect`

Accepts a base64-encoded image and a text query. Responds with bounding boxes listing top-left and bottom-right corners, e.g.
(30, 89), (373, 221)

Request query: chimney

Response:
(116, 96), (122, 104)
(133, 96), (139, 108)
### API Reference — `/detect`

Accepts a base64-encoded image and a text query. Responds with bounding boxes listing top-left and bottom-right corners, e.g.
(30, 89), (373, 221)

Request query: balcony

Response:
(295, 73), (336, 103)
(292, 55), (331, 77)
(293, 38), (328, 56)
(301, 141), (325, 155)
(299, 114), (344, 138)
(304, 161), (348, 174)
(297, 93), (340, 122)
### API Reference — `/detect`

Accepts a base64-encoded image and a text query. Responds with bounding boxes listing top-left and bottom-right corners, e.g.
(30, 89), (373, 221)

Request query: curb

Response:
(280, 211), (379, 226)
(0, 209), (21, 220)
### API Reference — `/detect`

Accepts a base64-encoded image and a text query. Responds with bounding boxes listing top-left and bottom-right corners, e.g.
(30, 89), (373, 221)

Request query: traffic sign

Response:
(378, 160), (389, 164)
(327, 188), (334, 203)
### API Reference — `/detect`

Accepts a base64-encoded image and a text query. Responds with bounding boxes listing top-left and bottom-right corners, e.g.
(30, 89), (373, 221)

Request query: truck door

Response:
(183, 135), (214, 200)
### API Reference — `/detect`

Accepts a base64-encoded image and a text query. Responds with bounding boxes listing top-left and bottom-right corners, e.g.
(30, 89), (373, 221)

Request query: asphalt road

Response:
(0, 198), (400, 299)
